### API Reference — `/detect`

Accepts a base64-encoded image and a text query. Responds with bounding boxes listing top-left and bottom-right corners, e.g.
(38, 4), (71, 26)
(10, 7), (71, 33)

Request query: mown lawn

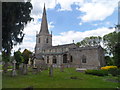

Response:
(2, 68), (119, 88)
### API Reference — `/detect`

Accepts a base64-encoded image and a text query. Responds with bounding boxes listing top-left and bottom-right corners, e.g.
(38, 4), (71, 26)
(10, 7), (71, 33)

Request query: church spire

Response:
(39, 4), (49, 34)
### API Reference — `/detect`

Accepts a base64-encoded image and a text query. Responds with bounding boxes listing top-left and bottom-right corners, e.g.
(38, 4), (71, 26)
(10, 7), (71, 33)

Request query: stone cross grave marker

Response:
(12, 60), (17, 76)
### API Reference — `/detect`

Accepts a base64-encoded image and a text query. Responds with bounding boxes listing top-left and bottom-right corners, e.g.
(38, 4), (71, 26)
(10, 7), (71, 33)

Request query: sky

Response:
(12, 0), (119, 53)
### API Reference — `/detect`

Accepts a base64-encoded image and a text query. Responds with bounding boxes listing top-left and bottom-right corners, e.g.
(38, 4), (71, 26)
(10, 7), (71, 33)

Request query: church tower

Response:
(35, 4), (52, 54)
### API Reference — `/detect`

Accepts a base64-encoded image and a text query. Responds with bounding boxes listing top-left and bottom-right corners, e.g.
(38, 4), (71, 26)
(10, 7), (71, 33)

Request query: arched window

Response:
(70, 56), (73, 62)
(38, 38), (40, 43)
(47, 56), (49, 63)
(46, 38), (48, 43)
(82, 55), (86, 63)
(63, 54), (67, 63)
(53, 56), (57, 64)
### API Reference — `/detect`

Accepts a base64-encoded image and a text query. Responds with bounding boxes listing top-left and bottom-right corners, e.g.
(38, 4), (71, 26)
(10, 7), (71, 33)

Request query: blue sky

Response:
(47, 3), (118, 34)
(13, 0), (119, 52)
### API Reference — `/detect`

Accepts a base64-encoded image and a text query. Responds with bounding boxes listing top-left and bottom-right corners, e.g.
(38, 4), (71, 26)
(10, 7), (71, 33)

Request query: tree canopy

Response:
(76, 36), (102, 47)
(114, 42), (120, 67)
(2, 2), (33, 58)
(22, 49), (32, 64)
(14, 50), (24, 64)
(103, 31), (120, 55)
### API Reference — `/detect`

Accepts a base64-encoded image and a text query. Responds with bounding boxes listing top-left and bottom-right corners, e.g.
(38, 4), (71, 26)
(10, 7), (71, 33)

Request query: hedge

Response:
(85, 69), (108, 76)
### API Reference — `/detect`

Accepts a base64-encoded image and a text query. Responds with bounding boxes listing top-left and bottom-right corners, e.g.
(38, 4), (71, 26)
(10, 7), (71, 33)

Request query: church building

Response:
(34, 4), (105, 69)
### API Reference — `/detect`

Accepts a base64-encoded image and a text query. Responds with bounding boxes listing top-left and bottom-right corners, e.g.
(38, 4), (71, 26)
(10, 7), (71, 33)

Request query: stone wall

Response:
(69, 47), (104, 69)
(36, 45), (104, 69)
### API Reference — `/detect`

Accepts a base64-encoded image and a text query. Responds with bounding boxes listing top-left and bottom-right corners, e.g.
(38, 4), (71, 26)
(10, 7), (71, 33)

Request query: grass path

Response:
(2, 68), (119, 88)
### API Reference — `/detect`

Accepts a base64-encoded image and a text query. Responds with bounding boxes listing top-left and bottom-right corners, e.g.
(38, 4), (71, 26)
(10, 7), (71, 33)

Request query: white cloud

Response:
(79, 22), (82, 25)
(30, 0), (119, 23)
(31, 0), (57, 17)
(56, 0), (84, 11)
(79, 0), (119, 22)
(48, 22), (55, 30)
(52, 27), (115, 46)
(92, 23), (98, 26)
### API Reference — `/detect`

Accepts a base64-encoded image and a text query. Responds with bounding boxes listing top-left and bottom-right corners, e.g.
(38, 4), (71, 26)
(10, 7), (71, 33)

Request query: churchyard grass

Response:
(2, 68), (119, 88)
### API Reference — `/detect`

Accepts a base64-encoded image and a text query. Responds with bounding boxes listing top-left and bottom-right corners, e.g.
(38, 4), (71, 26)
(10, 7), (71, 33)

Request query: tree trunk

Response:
(16, 63), (19, 70)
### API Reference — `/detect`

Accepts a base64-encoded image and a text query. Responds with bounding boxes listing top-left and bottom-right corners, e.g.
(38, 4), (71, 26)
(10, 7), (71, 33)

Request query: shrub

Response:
(108, 68), (120, 76)
(101, 66), (117, 70)
(85, 69), (108, 76)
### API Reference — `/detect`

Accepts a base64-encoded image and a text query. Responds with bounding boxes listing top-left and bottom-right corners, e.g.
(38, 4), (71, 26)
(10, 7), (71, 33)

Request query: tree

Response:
(76, 36), (102, 47)
(114, 24), (120, 67)
(2, 51), (10, 72)
(104, 56), (114, 66)
(2, 2), (33, 72)
(2, 2), (33, 59)
(76, 42), (81, 47)
(14, 50), (24, 69)
(114, 42), (120, 67)
(103, 31), (120, 55)
(22, 49), (32, 74)
(22, 49), (32, 64)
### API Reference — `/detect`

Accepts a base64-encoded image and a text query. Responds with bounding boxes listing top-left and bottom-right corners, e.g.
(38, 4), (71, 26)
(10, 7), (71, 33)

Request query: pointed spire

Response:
(39, 3), (49, 34)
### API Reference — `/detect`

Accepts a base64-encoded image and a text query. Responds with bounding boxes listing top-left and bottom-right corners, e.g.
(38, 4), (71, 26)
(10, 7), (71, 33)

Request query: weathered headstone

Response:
(23, 64), (28, 75)
(76, 68), (86, 73)
(60, 64), (64, 72)
(19, 63), (23, 74)
(32, 67), (37, 74)
(49, 64), (53, 77)
(12, 60), (17, 76)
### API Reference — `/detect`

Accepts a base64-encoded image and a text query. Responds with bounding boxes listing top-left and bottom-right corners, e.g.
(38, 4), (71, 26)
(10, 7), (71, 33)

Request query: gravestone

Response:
(35, 60), (42, 72)
(60, 64), (64, 72)
(76, 68), (86, 73)
(23, 64), (28, 75)
(12, 60), (17, 76)
(19, 63), (23, 74)
(49, 65), (53, 77)
(32, 67), (37, 74)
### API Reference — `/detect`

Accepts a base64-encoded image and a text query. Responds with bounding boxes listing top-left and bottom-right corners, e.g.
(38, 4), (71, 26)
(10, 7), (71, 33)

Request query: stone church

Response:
(34, 5), (105, 69)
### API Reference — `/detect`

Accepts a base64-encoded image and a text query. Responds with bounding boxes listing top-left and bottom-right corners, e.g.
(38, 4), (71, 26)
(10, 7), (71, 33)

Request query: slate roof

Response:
(44, 43), (77, 49)
(69, 45), (103, 51)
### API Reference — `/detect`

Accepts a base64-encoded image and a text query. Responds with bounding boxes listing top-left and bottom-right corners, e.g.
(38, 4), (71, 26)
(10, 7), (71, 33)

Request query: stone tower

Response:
(35, 4), (52, 54)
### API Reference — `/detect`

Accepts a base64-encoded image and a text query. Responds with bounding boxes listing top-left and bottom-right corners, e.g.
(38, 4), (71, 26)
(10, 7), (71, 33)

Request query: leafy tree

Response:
(2, 51), (10, 72)
(76, 36), (102, 47)
(104, 56), (114, 66)
(2, 2), (33, 61)
(22, 49), (32, 74)
(14, 50), (24, 69)
(2, 2), (33, 72)
(76, 42), (81, 47)
(103, 24), (120, 66)
(22, 49), (32, 64)
(103, 31), (120, 55)
(114, 42), (120, 67)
